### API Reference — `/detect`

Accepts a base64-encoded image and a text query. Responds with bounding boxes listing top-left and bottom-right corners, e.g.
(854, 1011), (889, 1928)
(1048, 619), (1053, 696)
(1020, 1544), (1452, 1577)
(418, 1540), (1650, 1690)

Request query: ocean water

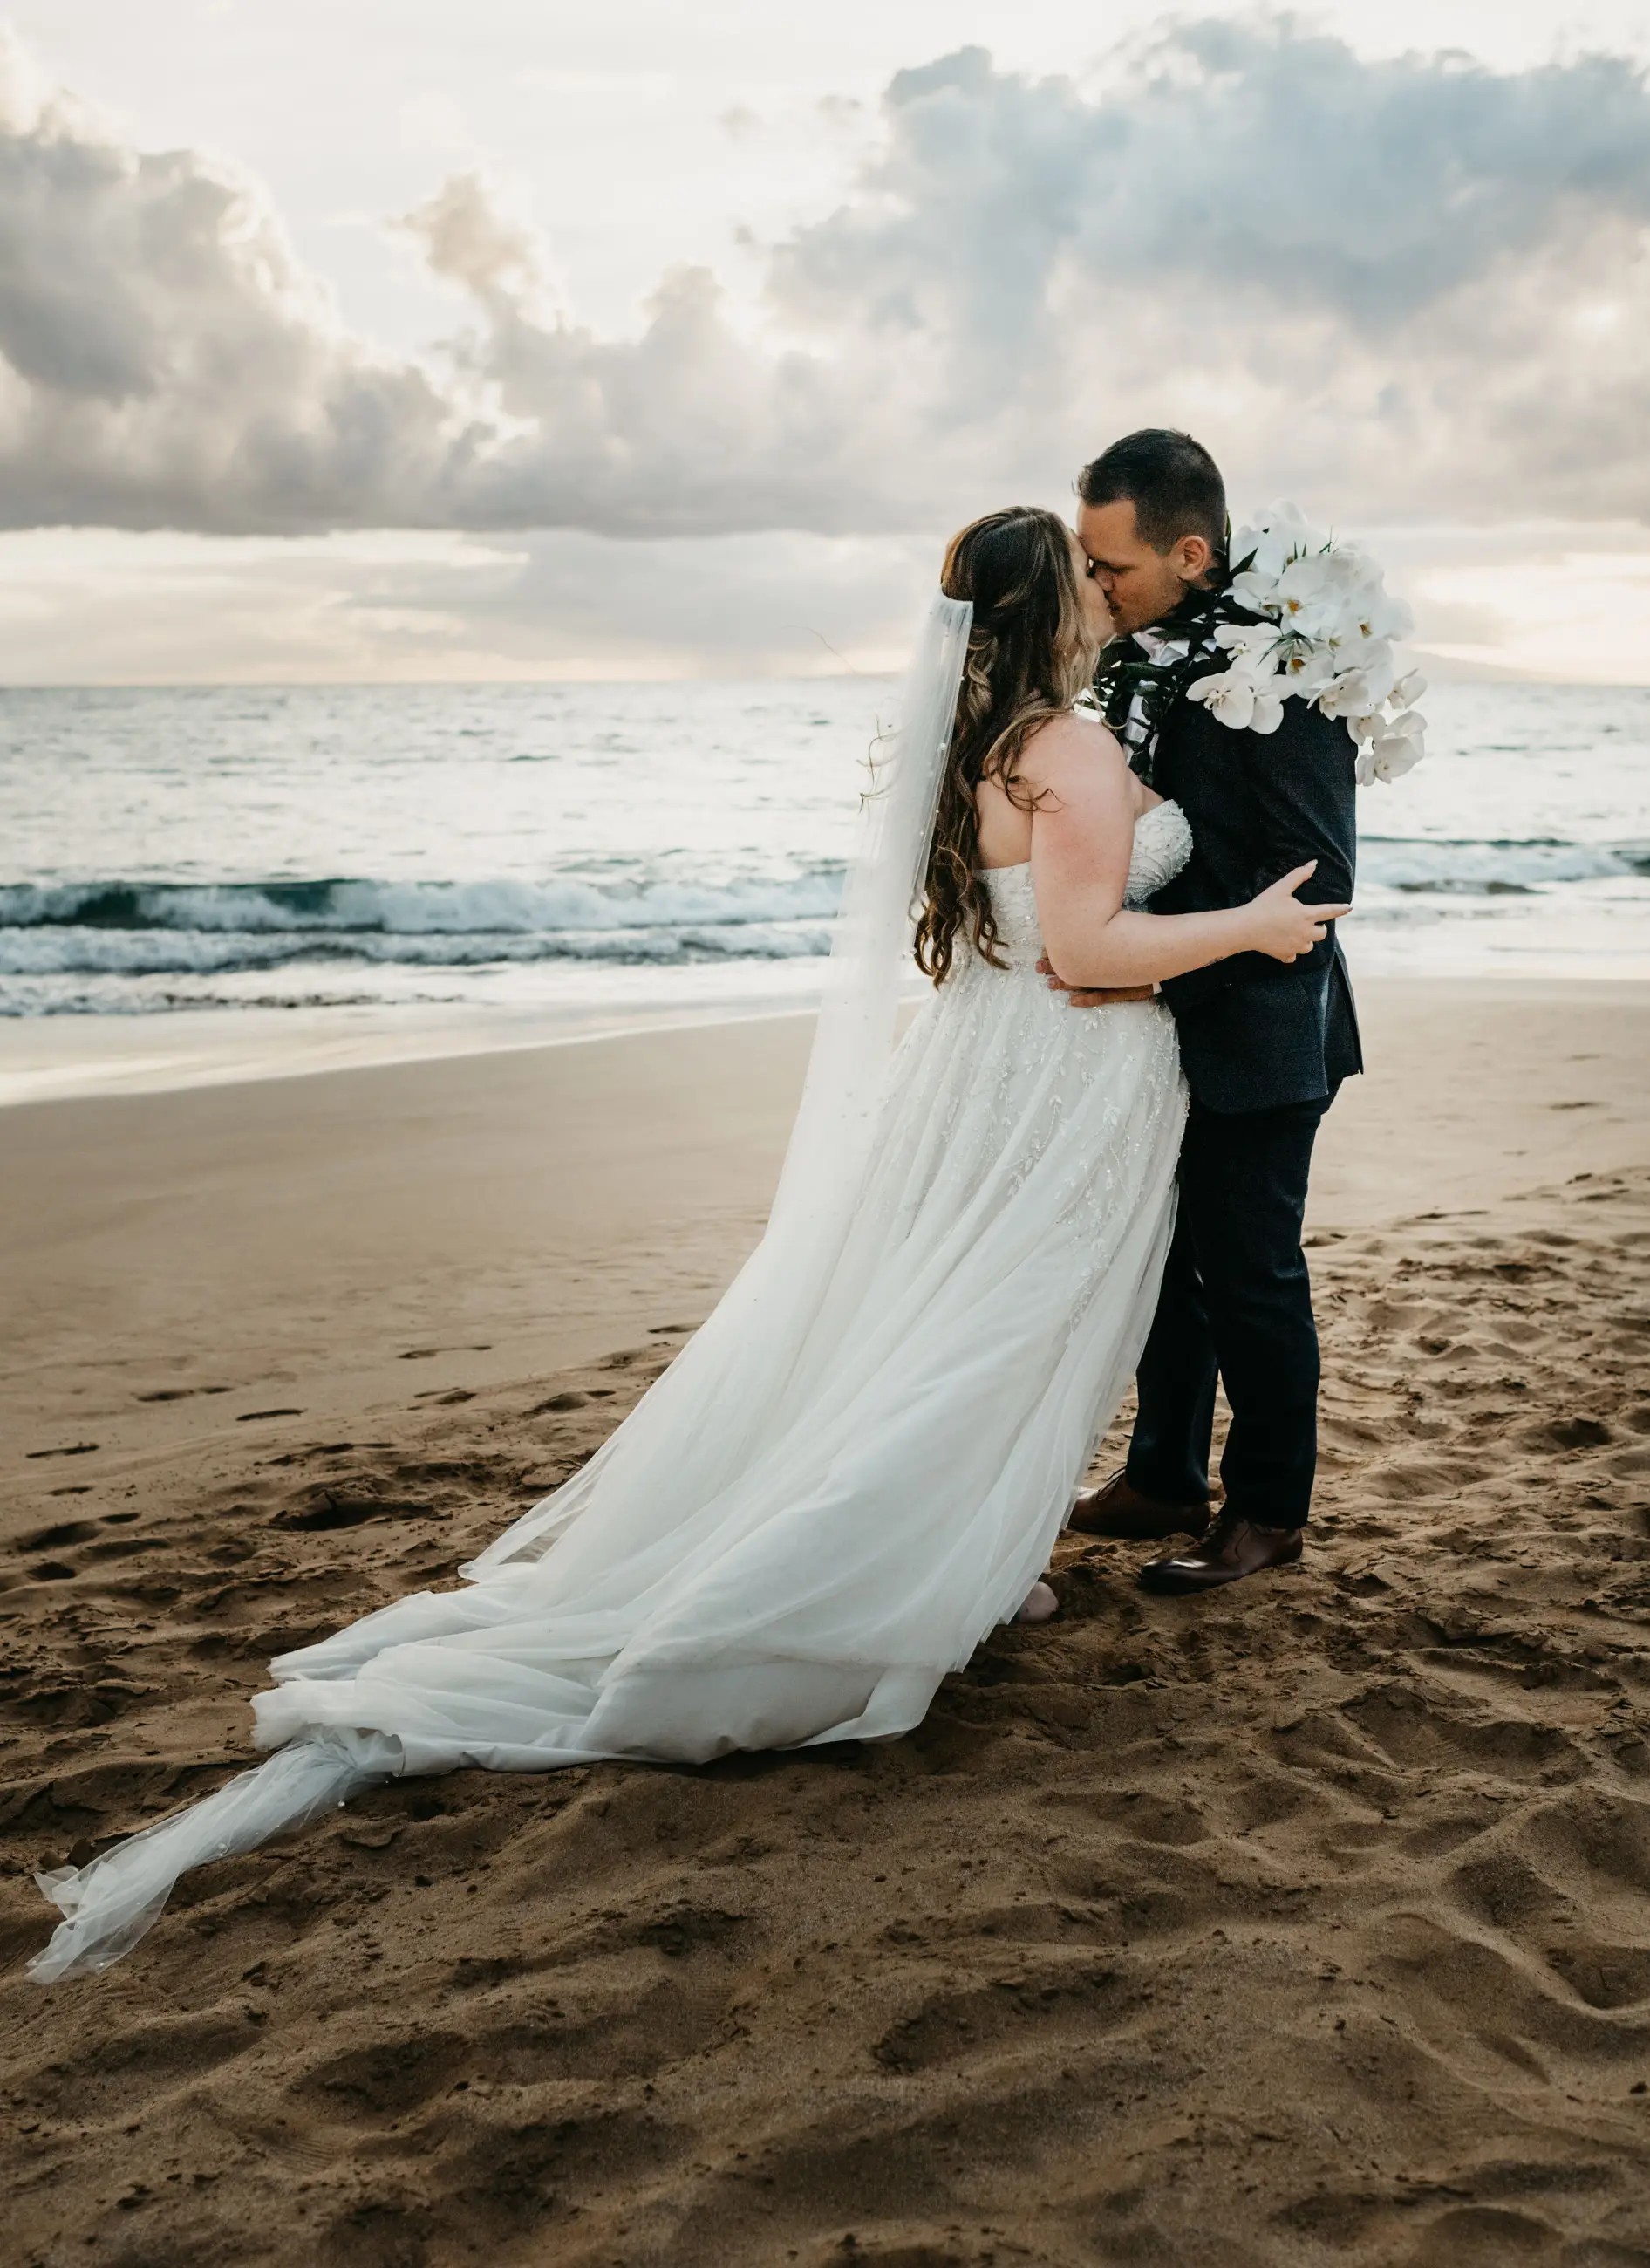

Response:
(3, 677), (1647, 1020)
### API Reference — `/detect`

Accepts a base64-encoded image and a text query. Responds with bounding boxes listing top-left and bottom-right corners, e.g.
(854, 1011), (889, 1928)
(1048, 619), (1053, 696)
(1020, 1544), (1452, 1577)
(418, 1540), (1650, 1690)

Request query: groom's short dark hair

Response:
(1078, 429), (1226, 558)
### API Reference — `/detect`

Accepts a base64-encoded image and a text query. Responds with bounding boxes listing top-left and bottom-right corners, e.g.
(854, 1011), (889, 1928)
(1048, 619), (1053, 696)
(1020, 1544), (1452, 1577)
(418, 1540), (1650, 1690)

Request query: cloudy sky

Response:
(3, 0), (1648, 682)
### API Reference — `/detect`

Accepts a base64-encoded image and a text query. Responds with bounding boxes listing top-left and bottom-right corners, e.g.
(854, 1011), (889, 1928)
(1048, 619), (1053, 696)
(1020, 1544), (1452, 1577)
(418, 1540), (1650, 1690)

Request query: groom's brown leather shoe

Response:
(1136, 1513), (1303, 1595)
(1069, 1469), (1211, 1542)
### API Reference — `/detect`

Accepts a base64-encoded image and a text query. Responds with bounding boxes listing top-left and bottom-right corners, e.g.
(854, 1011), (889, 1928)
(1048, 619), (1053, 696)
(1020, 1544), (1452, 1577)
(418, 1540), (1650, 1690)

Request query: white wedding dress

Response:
(31, 751), (1191, 1981)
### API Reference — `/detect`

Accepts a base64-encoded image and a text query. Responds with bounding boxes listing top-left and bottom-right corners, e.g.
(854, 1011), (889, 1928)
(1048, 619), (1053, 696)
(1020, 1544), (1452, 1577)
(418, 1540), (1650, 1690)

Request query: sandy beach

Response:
(3, 977), (1649, 2265)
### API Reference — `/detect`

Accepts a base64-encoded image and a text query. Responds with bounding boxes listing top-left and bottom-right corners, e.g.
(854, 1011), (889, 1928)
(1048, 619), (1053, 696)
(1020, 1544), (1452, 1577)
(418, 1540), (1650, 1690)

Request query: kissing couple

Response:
(33, 427), (1365, 1983)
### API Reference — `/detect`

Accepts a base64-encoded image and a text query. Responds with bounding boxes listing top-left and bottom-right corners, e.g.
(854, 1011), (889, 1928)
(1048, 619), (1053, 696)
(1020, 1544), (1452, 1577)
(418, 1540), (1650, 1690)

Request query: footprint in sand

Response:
(236, 1408), (306, 1422)
(17, 1520), (99, 1551)
(24, 1443), (99, 1460)
(397, 1344), (494, 1361)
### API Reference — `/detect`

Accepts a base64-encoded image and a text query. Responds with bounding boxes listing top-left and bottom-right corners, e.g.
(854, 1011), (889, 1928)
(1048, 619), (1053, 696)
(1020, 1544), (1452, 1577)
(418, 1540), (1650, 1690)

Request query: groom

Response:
(1058, 428), (1361, 1594)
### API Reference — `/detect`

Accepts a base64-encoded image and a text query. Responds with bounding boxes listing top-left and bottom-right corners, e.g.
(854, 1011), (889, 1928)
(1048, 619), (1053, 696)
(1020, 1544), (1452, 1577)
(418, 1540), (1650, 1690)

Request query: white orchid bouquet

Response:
(1188, 503), (1428, 784)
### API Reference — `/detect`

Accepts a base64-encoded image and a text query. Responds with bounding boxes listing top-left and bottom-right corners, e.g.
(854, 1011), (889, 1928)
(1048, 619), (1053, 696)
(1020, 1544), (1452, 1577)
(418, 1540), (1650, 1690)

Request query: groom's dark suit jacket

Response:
(1140, 666), (1364, 1117)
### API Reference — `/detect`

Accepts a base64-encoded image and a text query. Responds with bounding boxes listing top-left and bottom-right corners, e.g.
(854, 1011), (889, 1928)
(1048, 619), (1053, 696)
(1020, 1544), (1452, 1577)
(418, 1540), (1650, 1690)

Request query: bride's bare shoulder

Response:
(1019, 707), (1128, 789)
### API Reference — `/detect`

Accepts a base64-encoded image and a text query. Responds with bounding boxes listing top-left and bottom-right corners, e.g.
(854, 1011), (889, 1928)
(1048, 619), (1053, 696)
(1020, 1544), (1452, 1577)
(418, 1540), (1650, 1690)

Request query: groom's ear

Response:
(1175, 532), (1215, 585)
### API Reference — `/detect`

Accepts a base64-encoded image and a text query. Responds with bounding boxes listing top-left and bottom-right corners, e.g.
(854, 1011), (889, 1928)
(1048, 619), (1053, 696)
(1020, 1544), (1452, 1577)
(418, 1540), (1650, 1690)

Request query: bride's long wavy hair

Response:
(914, 507), (1101, 986)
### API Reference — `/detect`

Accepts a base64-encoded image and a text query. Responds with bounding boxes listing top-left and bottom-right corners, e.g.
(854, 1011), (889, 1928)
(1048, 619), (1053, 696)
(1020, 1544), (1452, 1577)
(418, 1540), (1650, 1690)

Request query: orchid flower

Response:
(1190, 502), (1425, 782)
(1187, 669), (1264, 730)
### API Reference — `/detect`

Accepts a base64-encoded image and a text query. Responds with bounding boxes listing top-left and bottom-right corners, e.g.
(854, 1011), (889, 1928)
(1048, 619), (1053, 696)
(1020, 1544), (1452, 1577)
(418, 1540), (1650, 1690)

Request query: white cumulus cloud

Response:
(0, 19), (1647, 540)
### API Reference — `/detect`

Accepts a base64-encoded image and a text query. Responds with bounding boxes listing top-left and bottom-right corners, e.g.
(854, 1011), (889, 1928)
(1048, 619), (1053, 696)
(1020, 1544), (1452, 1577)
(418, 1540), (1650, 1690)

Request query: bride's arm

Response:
(1023, 715), (1346, 991)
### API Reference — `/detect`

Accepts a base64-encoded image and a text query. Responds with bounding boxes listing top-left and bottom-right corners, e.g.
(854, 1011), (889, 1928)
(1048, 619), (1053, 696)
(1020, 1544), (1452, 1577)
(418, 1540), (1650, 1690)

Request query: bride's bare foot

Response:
(1014, 1579), (1060, 1623)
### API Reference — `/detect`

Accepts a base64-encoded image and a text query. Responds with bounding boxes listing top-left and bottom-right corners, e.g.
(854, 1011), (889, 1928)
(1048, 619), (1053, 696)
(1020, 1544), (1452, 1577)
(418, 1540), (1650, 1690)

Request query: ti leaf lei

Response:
(1089, 583), (1265, 789)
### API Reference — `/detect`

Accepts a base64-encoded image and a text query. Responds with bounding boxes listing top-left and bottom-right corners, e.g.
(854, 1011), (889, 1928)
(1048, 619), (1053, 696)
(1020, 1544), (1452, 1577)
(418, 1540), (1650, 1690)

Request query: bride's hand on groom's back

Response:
(1037, 955), (1158, 1008)
(1243, 862), (1353, 963)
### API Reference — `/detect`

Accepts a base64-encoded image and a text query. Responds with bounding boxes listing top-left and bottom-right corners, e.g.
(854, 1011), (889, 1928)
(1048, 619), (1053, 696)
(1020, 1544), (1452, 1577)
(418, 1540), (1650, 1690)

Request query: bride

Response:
(31, 506), (1342, 1982)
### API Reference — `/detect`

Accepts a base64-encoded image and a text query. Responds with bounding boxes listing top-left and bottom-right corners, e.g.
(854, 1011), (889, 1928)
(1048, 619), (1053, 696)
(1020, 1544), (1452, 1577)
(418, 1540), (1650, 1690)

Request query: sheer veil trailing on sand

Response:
(30, 595), (978, 1983)
(458, 591), (978, 1583)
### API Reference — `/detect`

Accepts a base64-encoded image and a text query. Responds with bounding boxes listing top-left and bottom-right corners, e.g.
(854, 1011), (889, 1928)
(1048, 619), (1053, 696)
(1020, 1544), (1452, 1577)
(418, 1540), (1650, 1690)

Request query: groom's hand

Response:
(1037, 955), (1156, 1008)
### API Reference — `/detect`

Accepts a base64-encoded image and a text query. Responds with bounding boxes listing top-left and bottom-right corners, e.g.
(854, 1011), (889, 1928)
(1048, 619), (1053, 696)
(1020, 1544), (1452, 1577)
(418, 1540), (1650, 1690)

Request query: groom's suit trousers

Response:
(1127, 1094), (1329, 1527)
